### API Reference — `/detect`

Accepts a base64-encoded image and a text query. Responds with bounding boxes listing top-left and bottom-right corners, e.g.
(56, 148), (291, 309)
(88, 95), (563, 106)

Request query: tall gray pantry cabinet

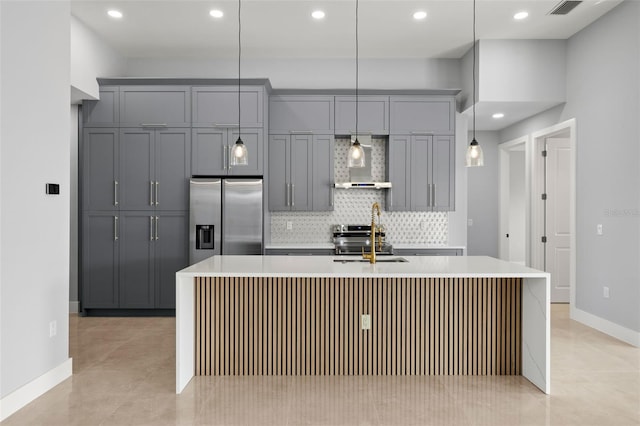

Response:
(81, 85), (191, 314)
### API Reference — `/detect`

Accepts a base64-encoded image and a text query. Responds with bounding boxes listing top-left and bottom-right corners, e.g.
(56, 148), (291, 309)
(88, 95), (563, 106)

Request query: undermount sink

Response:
(333, 257), (408, 263)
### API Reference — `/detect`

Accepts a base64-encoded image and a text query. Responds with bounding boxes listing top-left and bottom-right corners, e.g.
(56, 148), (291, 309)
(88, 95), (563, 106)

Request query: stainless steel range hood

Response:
(335, 136), (392, 189)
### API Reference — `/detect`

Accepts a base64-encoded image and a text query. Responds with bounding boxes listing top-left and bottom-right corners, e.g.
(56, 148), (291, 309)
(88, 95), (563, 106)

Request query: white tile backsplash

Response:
(270, 137), (448, 245)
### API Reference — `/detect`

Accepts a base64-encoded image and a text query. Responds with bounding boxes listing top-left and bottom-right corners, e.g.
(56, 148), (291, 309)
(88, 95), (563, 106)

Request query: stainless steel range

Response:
(332, 224), (393, 255)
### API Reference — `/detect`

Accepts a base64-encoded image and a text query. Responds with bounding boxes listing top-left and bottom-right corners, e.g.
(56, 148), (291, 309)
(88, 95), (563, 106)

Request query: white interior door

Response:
(508, 151), (526, 265)
(546, 137), (571, 303)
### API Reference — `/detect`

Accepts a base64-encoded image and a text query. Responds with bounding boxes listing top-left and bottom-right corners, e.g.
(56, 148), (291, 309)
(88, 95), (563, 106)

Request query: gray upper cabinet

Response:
(192, 86), (264, 128)
(119, 128), (191, 211)
(192, 128), (263, 176)
(83, 86), (119, 127)
(334, 96), (389, 135)
(119, 86), (191, 127)
(386, 134), (455, 211)
(82, 128), (119, 211)
(389, 96), (455, 135)
(311, 135), (335, 211)
(269, 96), (334, 134)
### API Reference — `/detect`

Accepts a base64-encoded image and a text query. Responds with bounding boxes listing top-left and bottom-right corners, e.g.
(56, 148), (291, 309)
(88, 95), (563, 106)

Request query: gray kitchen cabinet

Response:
(389, 96), (455, 135)
(394, 248), (463, 256)
(268, 134), (312, 211)
(334, 96), (389, 135)
(155, 212), (189, 309)
(81, 212), (119, 309)
(311, 135), (335, 211)
(82, 128), (119, 211)
(192, 86), (264, 128)
(120, 128), (191, 211)
(119, 212), (155, 309)
(265, 248), (335, 256)
(386, 135), (455, 211)
(119, 86), (190, 128)
(269, 95), (334, 134)
(83, 86), (119, 127)
(191, 127), (263, 176)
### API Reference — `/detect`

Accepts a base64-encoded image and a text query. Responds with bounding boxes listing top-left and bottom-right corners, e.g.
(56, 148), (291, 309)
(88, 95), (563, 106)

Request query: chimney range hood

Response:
(335, 137), (392, 189)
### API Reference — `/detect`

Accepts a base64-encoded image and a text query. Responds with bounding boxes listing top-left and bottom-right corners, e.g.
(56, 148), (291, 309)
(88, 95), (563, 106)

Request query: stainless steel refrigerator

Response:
(189, 178), (263, 263)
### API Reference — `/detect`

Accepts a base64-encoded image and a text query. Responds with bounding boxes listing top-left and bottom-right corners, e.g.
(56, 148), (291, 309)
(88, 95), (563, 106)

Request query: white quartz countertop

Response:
(177, 255), (547, 279)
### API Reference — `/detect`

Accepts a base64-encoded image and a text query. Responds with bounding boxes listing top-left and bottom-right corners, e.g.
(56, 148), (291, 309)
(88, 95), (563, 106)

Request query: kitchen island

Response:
(176, 256), (550, 394)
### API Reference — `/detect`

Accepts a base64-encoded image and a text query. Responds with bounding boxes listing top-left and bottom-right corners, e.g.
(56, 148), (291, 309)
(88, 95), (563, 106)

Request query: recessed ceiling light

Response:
(413, 11), (427, 20)
(107, 10), (123, 19)
(492, 113), (505, 119)
(312, 10), (325, 20)
(209, 9), (224, 18)
(514, 11), (529, 20)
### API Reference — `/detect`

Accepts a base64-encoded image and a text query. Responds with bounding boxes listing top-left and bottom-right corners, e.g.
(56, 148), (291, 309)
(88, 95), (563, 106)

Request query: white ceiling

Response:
(71, 0), (623, 129)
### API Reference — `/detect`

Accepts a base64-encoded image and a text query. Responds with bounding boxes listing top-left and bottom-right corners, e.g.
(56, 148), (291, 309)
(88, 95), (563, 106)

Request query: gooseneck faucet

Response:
(362, 202), (383, 264)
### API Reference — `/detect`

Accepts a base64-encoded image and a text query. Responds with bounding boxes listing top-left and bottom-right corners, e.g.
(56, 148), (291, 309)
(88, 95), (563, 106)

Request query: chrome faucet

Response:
(362, 202), (383, 264)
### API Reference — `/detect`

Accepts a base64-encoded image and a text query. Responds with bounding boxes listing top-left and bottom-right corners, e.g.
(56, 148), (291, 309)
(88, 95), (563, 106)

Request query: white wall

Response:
(1, 0), (71, 407)
(499, 1), (640, 334)
(126, 57), (462, 90)
(466, 131), (500, 256)
(447, 113), (469, 250)
(71, 15), (125, 101)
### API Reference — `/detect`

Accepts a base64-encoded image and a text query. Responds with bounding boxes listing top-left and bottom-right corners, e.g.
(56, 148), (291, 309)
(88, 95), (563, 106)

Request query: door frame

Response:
(530, 119), (576, 306)
(498, 136), (530, 262)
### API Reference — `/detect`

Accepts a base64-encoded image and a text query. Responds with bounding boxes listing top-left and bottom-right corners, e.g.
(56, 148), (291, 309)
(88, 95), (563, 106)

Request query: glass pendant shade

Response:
(230, 137), (248, 166)
(348, 139), (365, 168)
(466, 138), (484, 167)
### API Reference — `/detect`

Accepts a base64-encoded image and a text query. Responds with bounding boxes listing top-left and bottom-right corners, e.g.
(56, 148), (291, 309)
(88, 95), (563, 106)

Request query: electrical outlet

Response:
(361, 314), (371, 330)
(597, 224), (603, 235)
(603, 286), (610, 298)
(49, 320), (57, 337)
(286, 221), (293, 231)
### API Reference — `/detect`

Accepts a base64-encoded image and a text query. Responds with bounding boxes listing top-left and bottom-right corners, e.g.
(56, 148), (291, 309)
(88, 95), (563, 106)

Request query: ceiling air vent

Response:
(549, 1), (583, 15)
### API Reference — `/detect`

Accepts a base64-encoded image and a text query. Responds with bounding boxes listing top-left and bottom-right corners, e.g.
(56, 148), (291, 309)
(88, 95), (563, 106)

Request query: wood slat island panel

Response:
(194, 277), (522, 376)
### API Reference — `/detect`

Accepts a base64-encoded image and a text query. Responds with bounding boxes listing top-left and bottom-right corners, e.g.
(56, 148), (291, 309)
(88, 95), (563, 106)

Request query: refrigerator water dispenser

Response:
(196, 225), (215, 250)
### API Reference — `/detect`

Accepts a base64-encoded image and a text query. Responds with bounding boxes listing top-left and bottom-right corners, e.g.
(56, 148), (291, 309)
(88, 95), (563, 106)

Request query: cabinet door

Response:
(386, 135), (411, 211)
(410, 135), (432, 211)
(334, 96), (389, 135)
(431, 136), (455, 211)
(290, 134), (313, 211)
(119, 212), (155, 308)
(269, 96), (334, 133)
(119, 86), (190, 127)
(155, 212), (188, 309)
(83, 86), (119, 127)
(81, 212), (119, 309)
(312, 135), (335, 211)
(192, 86), (263, 128)
(389, 96), (455, 134)
(191, 128), (227, 176)
(268, 135), (290, 211)
(229, 128), (263, 176)
(82, 128), (119, 211)
(120, 129), (154, 210)
(155, 129), (191, 210)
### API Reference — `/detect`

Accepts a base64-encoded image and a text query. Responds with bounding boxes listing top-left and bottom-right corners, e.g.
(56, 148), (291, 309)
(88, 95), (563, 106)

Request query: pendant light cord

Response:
(238, 0), (242, 140)
(355, 0), (359, 139)
(472, 0), (476, 140)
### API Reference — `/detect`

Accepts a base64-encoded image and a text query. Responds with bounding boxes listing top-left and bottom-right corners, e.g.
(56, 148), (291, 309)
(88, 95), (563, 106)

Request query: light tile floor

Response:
(2, 305), (639, 425)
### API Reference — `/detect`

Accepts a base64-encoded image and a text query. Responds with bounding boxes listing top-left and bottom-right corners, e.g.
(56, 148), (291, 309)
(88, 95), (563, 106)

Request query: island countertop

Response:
(177, 255), (547, 279)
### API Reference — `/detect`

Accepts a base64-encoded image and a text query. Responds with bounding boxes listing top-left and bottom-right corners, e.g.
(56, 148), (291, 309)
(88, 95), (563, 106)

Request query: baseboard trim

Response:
(0, 358), (73, 422)
(571, 306), (640, 347)
(69, 301), (79, 313)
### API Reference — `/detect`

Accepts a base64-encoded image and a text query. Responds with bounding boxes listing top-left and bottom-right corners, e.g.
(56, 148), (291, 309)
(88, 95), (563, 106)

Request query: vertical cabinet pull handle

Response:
(427, 184), (431, 207)
(330, 186), (334, 207)
(114, 216), (119, 241)
(155, 216), (159, 240)
(114, 181), (119, 206)
(155, 181), (159, 205)
(150, 216), (154, 241)
(286, 183), (289, 207)
(291, 183), (295, 207)
(432, 184), (436, 207)
(389, 188), (393, 208)
(223, 145), (228, 170)
(150, 181), (154, 206)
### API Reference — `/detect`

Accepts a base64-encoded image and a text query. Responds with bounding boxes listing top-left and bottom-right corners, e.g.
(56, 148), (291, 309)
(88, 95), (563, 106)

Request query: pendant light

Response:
(347, 0), (365, 168)
(466, 0), (484, 167)
(230, 0), (248, 166)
